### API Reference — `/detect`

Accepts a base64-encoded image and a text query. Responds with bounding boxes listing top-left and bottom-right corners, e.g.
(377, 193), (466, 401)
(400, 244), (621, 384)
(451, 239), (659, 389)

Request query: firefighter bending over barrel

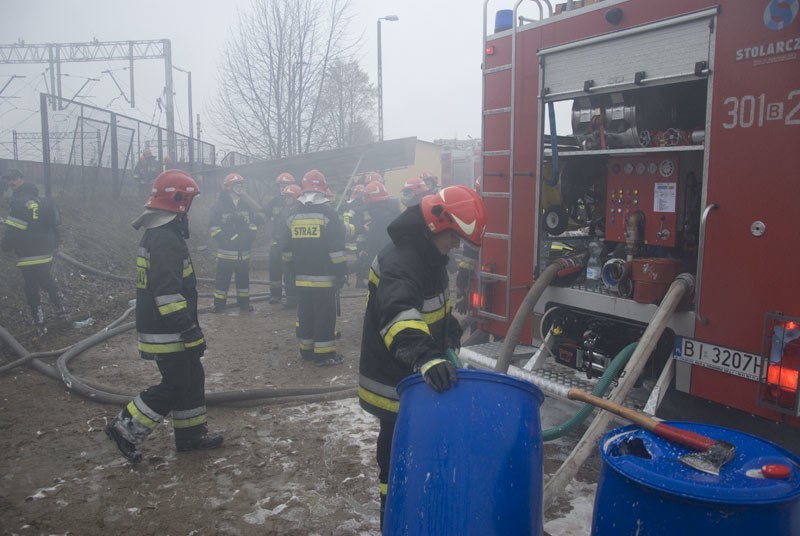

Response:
(358, 185), (487, 527)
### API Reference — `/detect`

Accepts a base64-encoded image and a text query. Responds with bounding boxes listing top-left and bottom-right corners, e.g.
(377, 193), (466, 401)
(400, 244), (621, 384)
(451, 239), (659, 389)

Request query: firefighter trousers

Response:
(296, 286), (337, 363)
(268, 241), (283, 300)
(20, 262), (61, 316)
(214, 257), (250, 311)
(377, 417), (396, 529)
(125, 352), (209, 446)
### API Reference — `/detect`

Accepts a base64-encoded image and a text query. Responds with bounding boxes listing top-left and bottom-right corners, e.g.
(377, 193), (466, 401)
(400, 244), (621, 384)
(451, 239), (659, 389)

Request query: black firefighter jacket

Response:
(281, 194), (347, 288)
(1, 183), (60, 267)
(362, 198), (401, 261)
(135, 218), (204, 359)
(358, 205), (463, 421)
(209, 191), (263, 261)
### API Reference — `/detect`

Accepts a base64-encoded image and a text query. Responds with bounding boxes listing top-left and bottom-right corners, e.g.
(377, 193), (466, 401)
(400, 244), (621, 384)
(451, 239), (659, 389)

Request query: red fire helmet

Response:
(420, 185), (487, 246)
(145, 169), (200, 214)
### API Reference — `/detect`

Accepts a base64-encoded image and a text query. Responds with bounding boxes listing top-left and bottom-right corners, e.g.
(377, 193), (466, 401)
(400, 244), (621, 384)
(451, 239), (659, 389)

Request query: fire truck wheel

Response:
(543, 205), (569, 235)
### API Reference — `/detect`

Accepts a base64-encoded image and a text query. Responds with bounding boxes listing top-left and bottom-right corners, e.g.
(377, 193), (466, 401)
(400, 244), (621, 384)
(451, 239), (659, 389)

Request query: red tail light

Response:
(759, 313), (800, 415)
(470, 290), (483, 310)
(767, 363), (799, 392)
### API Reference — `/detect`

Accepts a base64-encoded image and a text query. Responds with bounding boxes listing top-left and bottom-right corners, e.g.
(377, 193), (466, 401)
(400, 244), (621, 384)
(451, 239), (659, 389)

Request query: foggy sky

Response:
(0, 0), (518, 156)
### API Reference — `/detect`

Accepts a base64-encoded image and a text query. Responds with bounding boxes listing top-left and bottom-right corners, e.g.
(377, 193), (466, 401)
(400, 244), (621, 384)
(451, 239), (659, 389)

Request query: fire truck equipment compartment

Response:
(592, 422), (800, 535)
(384, 369), (544, 535)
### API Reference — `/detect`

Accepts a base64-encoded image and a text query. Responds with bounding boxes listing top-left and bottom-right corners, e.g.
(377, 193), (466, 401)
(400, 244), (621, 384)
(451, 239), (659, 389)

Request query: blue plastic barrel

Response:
(593, 422), (800, 535)
(495, 9), (514, 33)
(384, 369), (544, 536)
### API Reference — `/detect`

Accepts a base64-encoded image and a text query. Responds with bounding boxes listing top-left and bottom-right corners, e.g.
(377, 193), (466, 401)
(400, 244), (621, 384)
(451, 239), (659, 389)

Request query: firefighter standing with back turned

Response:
(133, 147), (161, 197)
(266, 172), (297, 305)
(208, 173), (263, 313)
(272, 183), (302, 309)
(356, 180), (400, 288)
(282, 169), (347, 367)
(358, 185), (487, 527)
(1, 168), (66, 326)
(105, 169), (223, 464)
(341, 184), (366, 285)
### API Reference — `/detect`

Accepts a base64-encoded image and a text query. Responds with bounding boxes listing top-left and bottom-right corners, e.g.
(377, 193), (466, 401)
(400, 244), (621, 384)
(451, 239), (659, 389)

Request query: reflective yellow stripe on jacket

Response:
(137, 332), (204, 354)
(295, 274), (336, 288)
(155, 293), (187, 316)
(4, 216), (28, 230)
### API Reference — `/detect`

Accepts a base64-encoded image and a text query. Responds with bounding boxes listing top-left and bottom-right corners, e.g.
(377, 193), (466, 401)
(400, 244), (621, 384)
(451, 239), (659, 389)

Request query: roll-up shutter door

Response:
(540, 8), (717, 101)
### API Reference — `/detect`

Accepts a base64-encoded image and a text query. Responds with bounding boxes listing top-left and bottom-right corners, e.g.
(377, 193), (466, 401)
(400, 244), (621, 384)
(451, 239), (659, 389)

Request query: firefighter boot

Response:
(53, 294), (67, 316)
(105, 412), (146, 464)
(31, 305), (44, 326)
(175, 426), (224, 452)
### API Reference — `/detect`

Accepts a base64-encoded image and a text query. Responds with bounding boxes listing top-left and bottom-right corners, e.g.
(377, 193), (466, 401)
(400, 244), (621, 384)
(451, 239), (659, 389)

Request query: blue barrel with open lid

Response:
(593, 422), (800, 535)
(384, 369), (545, 535)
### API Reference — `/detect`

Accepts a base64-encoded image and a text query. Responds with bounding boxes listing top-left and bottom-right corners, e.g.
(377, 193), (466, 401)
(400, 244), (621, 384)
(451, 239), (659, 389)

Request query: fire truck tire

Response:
(543, 205), (569, 235)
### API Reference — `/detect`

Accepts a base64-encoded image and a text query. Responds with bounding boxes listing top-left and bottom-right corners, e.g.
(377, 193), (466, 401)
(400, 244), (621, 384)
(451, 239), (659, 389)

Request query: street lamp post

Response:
(377, 15), (399, 142)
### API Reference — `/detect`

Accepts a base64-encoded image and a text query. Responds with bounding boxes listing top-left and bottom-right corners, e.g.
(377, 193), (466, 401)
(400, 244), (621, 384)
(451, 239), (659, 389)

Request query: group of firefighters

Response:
(1, 164), (487, 528)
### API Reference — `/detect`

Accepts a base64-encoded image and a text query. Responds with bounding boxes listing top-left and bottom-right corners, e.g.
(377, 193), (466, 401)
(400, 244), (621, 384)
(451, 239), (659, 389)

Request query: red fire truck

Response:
(467, 0), (800, 428)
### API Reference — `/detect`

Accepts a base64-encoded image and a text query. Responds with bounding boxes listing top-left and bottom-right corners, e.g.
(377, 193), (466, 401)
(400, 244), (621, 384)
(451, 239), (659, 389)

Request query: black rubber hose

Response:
(51, 321), (355, 405)
(1, 319), (355, 406)
(0, 325), (62, 382)
(57, 250), (274, 286)
(0, 253), (359, 405)
(56, 251), (131, 282)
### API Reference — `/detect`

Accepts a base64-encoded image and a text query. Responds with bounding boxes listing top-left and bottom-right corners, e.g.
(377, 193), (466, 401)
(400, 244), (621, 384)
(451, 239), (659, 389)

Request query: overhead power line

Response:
(0, 39), (179, 157)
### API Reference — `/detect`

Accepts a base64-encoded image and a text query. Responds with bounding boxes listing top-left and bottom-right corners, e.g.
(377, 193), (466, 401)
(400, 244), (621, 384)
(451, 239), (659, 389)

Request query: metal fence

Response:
(37, 93), (215, 198)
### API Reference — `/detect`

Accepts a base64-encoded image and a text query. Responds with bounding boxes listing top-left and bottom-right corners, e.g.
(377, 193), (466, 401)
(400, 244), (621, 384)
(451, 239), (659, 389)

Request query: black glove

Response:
(180, 325), (207, 353)
(419, 358), (457, 392)
(456, 267), (470, 293)
(454, 290), (468, 315)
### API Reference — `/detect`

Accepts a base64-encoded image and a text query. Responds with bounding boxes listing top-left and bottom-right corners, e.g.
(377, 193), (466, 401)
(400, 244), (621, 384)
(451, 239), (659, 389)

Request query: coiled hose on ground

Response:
(0, 253), (359, 407)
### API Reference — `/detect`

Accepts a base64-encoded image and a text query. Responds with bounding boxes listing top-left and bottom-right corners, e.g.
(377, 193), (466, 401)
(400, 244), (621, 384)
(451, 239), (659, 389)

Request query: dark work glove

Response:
(455, 267), (470, 294)
(454, 290), (468, 315)
(419, 358), (457, 392)
(180, 325), (207, 353)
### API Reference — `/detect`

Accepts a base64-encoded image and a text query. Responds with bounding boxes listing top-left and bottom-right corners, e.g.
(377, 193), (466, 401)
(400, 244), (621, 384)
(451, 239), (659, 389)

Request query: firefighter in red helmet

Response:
(266, 172), (296, 304)
(419, 170), (440, 193)
(399, 176), (432, 208)
(271, 184), (302, 308)
(362, 170), (384, 185)
(341, 184), (366, 282)
(358, 185), (487, 527)
(281, 169), (347, 366)
(1, 168), (66, 326)
(355, 180), (400, 287)
(208, 173), (264, 312)
(133, 146), (160, 197)
(106, 169), (223, 464)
